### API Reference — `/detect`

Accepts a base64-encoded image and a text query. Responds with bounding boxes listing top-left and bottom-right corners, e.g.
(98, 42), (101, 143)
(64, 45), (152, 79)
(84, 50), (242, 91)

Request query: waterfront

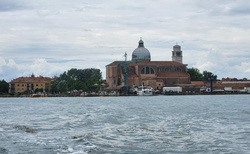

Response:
(0, 95), (250, 153)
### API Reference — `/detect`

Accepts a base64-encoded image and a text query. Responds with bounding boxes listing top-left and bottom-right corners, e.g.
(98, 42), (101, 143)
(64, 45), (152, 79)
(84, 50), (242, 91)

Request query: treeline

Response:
(0, 80), (9, 94)
(187, 67), (217, 81)
(51, 68), (103, 93)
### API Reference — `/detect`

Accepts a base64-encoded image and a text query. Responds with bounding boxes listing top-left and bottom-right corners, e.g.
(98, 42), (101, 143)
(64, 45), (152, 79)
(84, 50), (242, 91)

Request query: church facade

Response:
(106, 39), (190, 90)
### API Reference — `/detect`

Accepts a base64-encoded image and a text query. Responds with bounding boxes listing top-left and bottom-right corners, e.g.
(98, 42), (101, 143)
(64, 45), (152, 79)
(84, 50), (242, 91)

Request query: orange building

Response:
(106, 39), (191, 90)
(9, 75), (53, 93)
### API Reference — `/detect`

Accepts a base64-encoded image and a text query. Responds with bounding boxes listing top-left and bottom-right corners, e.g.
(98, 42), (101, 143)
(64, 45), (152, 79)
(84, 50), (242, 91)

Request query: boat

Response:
(30, 94), (47, 97)
(137, 85), (153, 96)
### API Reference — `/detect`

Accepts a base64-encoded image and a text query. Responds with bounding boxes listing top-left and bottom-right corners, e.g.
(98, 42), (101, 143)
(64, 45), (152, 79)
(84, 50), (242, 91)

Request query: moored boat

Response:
(137, 86), (153, 96)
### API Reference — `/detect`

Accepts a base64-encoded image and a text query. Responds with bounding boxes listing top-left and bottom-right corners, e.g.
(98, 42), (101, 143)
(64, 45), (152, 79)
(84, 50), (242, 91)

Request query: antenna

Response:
(124, 52), (127, 61)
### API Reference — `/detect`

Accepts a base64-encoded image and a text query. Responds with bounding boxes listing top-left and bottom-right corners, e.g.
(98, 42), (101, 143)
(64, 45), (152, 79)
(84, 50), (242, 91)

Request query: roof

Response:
(9, 76), (52, 83)
(191, 81), (205, 85)
(204, 81), (250, 88)
(157, 72), (190, 77)
(106, 86), (123, 90)
(132, 39), (151, 60)
(107, 60), (186, 66)
(106, 61), (123, 66)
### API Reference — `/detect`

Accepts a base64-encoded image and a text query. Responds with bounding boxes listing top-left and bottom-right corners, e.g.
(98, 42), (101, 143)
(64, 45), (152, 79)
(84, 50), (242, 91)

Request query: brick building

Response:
(106, 39), (191, 90)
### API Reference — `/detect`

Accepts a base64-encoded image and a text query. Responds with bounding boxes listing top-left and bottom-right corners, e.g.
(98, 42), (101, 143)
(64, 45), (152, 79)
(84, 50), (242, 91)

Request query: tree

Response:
(202, 71), (217, 81)
(51, 68), (103, 94)
(187, 68), (217, 81)
(0, 80), (9, 94)
(56, 80), (68, 93)
(35, 88), (43, 93)
(187, 68), (203, 81)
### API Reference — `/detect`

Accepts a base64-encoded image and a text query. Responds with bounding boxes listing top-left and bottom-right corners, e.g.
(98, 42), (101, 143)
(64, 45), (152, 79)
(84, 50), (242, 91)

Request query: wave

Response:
(0, 124), (37, 133)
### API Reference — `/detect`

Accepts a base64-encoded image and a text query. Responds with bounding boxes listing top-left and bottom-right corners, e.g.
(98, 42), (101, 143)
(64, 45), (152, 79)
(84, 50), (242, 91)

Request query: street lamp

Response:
(208, 77), (214, 94)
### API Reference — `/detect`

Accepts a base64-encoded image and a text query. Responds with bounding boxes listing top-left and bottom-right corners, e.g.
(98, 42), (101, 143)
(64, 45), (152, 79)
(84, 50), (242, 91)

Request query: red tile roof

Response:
(191, 81), (205, 85)
(106, 61), (123, 66)
(10, 76), (52, 83)
(157, 72), (190, 77)
(107, 60), (186, 66)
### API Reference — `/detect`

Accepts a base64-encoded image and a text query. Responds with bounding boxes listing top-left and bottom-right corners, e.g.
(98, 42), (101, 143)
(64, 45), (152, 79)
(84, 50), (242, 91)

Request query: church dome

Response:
(132, 39), (151, 60)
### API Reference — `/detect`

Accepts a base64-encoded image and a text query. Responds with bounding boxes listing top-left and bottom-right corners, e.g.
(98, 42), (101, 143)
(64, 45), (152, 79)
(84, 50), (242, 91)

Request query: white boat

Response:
(137, 86), (153, 96)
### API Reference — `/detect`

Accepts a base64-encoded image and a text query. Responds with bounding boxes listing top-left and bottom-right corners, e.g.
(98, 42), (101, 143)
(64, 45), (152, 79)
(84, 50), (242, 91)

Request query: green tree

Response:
(51, 68), (102, 93)
(34, 88), (43, 93)
(0, 80), (9, 94)
(202, 71), (217, 81)
(187, 68), (203, 81)
(57, 80), (68, 93)
(188, 67), (218, 81)
(51, 80), (59, 93)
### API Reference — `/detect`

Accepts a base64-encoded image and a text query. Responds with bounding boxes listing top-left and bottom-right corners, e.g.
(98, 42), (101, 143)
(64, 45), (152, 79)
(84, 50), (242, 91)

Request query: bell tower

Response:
(172, 44), (183, 63)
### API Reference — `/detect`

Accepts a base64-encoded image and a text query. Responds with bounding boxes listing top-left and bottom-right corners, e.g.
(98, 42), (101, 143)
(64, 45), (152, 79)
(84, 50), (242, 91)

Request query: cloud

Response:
(0, 0), (31, 12)
(0, 0), (249, 81)
(0, 57), (61, 81)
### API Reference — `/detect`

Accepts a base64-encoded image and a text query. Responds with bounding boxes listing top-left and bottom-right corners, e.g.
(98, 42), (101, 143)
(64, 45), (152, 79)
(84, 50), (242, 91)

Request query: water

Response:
(0, 95), (250, 154)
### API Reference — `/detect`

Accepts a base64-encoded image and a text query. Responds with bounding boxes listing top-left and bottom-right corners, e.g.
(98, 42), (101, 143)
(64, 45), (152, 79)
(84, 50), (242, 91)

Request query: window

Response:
(141, 68), (145, 74)
(151, 68), (154, 74)
(36, 84), (38, 86)
(141, 66), (154, 74)
(146, 67), (149, 74)
(41, 84), (43, 86)
(175, 67), (182, 72)
(165, 67), (171, 72)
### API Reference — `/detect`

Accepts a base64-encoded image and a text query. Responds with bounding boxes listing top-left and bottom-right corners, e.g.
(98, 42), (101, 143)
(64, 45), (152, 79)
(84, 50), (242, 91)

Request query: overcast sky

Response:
(1, 0), (250, 81)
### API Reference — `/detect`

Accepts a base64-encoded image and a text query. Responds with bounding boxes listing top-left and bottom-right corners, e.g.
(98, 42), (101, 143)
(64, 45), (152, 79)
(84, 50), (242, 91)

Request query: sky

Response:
(0, 0), (250, 82)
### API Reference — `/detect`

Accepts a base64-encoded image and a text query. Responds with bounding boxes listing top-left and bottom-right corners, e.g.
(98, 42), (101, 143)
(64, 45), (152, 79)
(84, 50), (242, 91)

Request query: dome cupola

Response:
(132, 39), (151, 61)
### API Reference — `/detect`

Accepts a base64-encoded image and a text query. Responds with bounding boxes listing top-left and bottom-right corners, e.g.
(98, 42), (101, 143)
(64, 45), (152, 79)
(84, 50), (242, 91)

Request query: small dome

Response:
(173, 44), (181, 51)
(132, 39), (151, 60)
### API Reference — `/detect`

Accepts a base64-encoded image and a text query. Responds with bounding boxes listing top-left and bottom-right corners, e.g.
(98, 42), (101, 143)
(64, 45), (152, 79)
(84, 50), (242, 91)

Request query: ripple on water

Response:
(0, 147), (8, 154)
(0, 96), (250, 153)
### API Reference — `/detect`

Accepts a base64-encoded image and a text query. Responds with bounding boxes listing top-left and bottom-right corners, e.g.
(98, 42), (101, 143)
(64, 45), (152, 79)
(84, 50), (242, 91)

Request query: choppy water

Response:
(0, 95), (250, 154)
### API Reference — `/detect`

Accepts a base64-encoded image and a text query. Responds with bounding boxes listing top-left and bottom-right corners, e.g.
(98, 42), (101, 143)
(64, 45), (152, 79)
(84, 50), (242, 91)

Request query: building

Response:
(190, 78), (250, 93)
(9, 75), (53, 93)
(210, 78), (250, 93)
(106, 39), (191, 90)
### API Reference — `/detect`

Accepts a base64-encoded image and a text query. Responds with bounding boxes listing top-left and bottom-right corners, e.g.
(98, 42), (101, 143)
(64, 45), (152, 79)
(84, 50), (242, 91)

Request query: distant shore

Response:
(0, 92), (249, 98)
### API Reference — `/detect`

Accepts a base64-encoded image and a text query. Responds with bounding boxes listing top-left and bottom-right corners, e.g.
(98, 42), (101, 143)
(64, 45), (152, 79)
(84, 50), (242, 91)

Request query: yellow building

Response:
(9, 75), (53, 93)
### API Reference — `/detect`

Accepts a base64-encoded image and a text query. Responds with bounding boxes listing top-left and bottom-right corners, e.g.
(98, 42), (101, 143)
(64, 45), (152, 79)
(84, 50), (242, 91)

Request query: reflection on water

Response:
(0, 95), (250, 153)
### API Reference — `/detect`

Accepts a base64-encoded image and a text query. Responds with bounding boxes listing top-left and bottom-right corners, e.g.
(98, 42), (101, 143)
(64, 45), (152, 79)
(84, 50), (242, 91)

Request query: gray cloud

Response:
(0, 0), (250, 81)
(0, 0), (31, 12)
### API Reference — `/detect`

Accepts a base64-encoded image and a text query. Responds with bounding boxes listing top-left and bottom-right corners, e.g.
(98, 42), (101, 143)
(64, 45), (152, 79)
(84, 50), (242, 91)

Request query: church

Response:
(106, 39), (191, 90)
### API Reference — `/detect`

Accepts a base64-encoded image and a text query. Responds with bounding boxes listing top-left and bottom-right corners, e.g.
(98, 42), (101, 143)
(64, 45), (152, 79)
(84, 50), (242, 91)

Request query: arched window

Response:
(165, 67), (171, 72)
(175, 67), (182, 72)
(141, 66), (155, 74)
(150, 68), (155, 74)
(141, 68), (145, 74)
